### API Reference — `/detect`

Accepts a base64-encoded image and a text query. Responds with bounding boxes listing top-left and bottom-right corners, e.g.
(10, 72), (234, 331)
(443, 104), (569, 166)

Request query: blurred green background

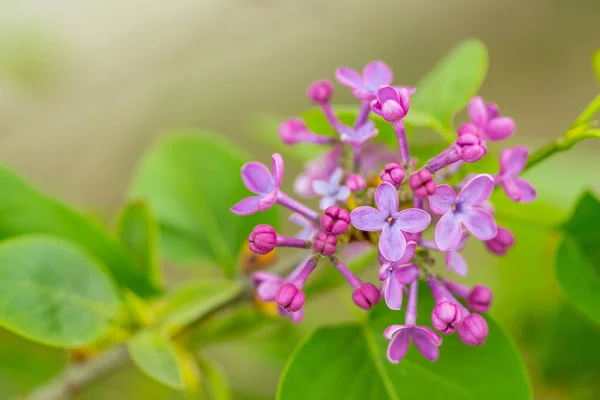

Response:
(1, 1), (600, 399)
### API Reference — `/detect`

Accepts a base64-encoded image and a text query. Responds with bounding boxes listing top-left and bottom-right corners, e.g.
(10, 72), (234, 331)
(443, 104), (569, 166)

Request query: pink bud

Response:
(380, 163), (405, 188)
(456, 133), (487, 163)
(248, 224), (277, 255)
(467, 285), (493, 313)
(458, 314), (489, 346)
(484, 227), (514, 255)
(279, 118), (308, 145)
(352, 282), (381, 310)
(276, 283), (306, 312)
(313, 231), (338, 255)
(345, 174), (366, 192)
(320, 206), (350, 235)
(307, 80), (333, 103)
(431, 301), (463, 334)
(408, 169), (437, 198)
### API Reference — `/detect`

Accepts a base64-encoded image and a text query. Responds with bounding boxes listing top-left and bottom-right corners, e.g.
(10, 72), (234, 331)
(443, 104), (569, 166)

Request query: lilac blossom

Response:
(378, 242), (420, 310)
(370, 86), (412, 163)
(351, 182), (431, 261)
(421, 235), (469, 276)
(279, 118), (333, 145)
(464, 96), (516, 141)
(429, 174), (497, 251)
(289, 213), (317, 241)
(338, 121), (378, 148)
(335, 60), (414, 101)
(427, 276), (464, 335)
(312, 168), (351, 210)
(275, 256), (319, 312)
(439, 285), (489, 346)
(484, 227), (515, 255)
(385, 282), (443, 363)
(443, 280), (493, 314)
(231, 153), (283, 216)
(345, 173), (366, 192)
(294, 145), (343, 197)
(320, 206), (351, 235)
(330, 256), (381, 310)
(495, 146), (537, 203)
(248, 224), (311, 255)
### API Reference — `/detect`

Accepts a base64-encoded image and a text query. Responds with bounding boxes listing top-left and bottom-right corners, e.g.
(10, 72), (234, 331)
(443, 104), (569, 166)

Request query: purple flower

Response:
(443, 280), (494, 314)
(252, 271), (283, 302)
(352, 282), (381, 310)
(289, 213), (317, 241)
(338, 121), (378, 147)
(427, 276), (464, 335)
(276, 283), (306, 312)
(313, 231), (338, 256)
(320, 206), (351, 235)
(429, 174), (497, 251)
(380, 163), (405, 188)
(307, 80), (333, 103)
(457, 313), (489, 346)
(312, 168), (351, 210)
(294, 145), (343, 197)
(484, 226), (515, 255)
(370, 86), (411, 123)
(279, 118), (332, 145)
(444, 234), (469, 276)
(351, 182), (431, 261)
(495, 146), (537, 203)
(248, 224), (311, 255)
(231, 153), (283, 215)
(378, 242), (420, 310)
(409, 169), (437, 199)
(345, 173), (366, 192)
(465, 96), (516, 141)
(335, 60), (414, 101)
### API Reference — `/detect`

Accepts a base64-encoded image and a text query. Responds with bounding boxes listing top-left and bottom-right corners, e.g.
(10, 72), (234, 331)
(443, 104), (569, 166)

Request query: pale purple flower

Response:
(312, 168), (351, 210)
(484, 226), (515, 255)
(345, 173), (366, 192)
(294, 145), (343, 197)
(427, 276), (464, 335)
(458, 313), (489, 346)
(385, 282), (442, 363)
(279, 118), (332, 145)
(370, 86), (411, 123)
(351, 182), (431, 261)
(252, 271), (284, 302)
(335, 60), (414, 101)
(231, 153), (283, 215)
(429, 174), (497, 251)
(495, 146), (536, 203)
(289, 213), (317, 241)
(464, 96), (515, 141)
(445, 234), (469, 276)
(338, 121), (378, 147)
(378, 242), (420, 310)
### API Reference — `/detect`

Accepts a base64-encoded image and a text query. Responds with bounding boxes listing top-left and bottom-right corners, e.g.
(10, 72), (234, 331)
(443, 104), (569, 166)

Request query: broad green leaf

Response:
(129, 131), (279, 276)
(197, 356), (232, 400)
(0, 166), (158, 297)
(157, 279), (242, 335)
(0, 236), (121, 347)
(128, 331), (186, 390)
(593, 49), (600, 86)
(116, 200), (162, 287)
(411, 39), (488, 136)
(279, 284), (531, 400)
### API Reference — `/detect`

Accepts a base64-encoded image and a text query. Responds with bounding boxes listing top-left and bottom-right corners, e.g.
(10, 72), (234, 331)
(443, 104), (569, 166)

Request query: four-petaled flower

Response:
(338, 121), (378, 147)
(312, 168), (351, 210)
(445, 234), (469, 276)
(379, 242), (420, 310)
(384, 324), (443, 363)
(464, 96), (515, 141)
(495, 146), (537, 203)
(351, 182), (431, 261)
(429, 174), (497, 251)
(231, 153), (283, 215)
(335, 60), (414, 101)
(370, 86), (411, 123)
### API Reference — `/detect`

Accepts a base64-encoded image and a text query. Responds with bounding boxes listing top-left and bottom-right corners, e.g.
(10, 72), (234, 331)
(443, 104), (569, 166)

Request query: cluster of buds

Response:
(231, 60), (536, 363)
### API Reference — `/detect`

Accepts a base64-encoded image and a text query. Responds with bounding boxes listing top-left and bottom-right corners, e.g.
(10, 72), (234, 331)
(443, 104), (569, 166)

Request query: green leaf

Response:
(128, 331), (186, 390)
(0, 166), (158, 297)
(0, 236), (121, 347)
(197, 356), (232, 400)
(555, 191), (600, 325)
(411, 39), (488, 136)
(116, 200), (162, 287)
(129, 131), (279, 276)
(157, 279), (242, 335)
(279, 284), (531, 400)
(593, 49), (600, 86)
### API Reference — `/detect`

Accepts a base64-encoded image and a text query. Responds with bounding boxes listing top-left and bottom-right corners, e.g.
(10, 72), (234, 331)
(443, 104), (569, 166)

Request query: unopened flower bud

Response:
(307, 80), (333, 103)
(249, 224), (277, 255)
(456, 133), (487, 163)
(458, 313), (489, 346)
(279, 118), (307, 145)
(320, 206), (350, 235)
(313, 231), (337, 255)
(352, 282), (381, 310)
(380, 163), (405, 188)
(431, 301), (463, 334)
(276, 283), (306, 312)
(484, 227), (514, 255)
(409, 169), (437, 198)
(467, 285), (493, 313)
(345, 173), (366, 192)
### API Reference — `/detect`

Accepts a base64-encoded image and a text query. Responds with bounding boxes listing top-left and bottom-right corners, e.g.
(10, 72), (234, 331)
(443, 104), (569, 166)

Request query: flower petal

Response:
(350, 206), (386, 231)
(446, 250), (468, 276)
(379, 224), (406, 261)
(230, 196), (261, 215)
(458, 174), (495, 206)
(513, 178), (537, 203)
(501, 178), (523, 202)
(435, 212), (463, 251)
(428, 184), (457, 214)
(468, 96), (488, 126)
(318, 196), (336, 210)
(387, 329), (410, 363)
(501, 146), (528, 177)
(484, 117), (515, 141)
(257, 281), (281, 301)
(335, 186), (351, 202)
(461, 207), (497, 241)
(241, 162), (273, 194)
(335, 67), (363, 89)
(395, 241), (417, 264)
(375, 182), (399, 216)
(383, 275), (404, 310)
(329, 167), (344, 186)
(271, 153), (284, 189)
(411, 330), (441, 361)
(383, 324), (405, 340)
(415, 325), (444, 346)
(393, 264), (420, 284)
(363, 60), (393, 91)
(312, 179), (330, 196)
(258, 188), (278, 211)
(376, 85), (400, 104)
(290, 309), (304, 323)
(394, 208), (431, 233)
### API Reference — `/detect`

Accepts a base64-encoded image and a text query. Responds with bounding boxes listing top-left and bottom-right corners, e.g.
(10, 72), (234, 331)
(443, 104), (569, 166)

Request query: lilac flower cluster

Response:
(231, 60), (536, 363)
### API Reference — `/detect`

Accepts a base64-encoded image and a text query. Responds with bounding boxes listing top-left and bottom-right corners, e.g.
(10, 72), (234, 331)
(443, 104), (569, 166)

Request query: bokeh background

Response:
(1, 1), (600, 399)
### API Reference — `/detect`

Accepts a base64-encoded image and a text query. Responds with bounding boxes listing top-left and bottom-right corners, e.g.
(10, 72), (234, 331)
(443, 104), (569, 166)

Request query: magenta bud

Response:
(307, 80), (333, 103)
(346, 173), (366, 192)
(352, 282), (381, 310)
(467, 285), (493, 313)
(249, 224), (277, 255)
(276, 283), (306, 312)
(456, 133), (487, 163)
(431, 301), (463, 335)
(381, 101), (405, 123)
(380, 163), (405, 188)
(313, 231), (338, 255)
(484, 227), (514, 256)
(457, 313), (489, 346)
(408, 169), (437, 198)
(320, 206), (350, 235)
(279, 118), (307, 145)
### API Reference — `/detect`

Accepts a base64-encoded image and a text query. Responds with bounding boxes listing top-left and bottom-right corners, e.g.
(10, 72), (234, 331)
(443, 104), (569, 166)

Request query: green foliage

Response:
(593, 49), (600, 86)
(411, 39), (488, 139)
(0, 166), (158, 297)
(0, 236), (121, 348)
(129, 331), (187, 390)
(128, 131), (279, 276)
(278, 285), (531, 400)
(197, 355), (233, 400)
(554, 192), (600, 325)
(116, 200), (162, 287)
